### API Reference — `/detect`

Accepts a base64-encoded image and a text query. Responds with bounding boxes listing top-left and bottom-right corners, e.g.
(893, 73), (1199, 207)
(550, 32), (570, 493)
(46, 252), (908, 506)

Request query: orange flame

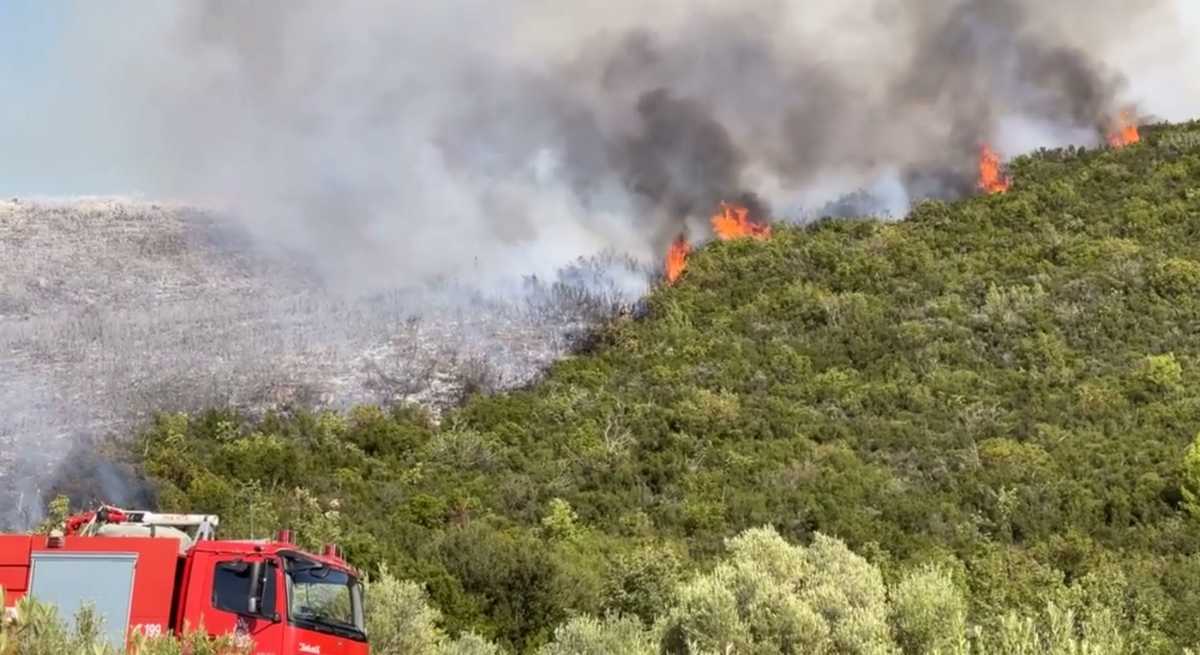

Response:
(977, 144), (1010, 194)
(665, 234), (691, 284)
(1106, 110), (1140, 148)
(711, 202), (771, 240)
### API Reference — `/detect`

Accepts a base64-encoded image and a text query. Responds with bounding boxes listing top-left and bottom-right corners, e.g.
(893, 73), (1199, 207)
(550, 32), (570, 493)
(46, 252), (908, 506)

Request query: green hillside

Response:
(120, 120), (1200, 652)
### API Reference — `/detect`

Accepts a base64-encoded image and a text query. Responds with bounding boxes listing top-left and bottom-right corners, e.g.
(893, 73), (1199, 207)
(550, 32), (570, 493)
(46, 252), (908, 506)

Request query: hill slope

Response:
(0, 199), (630, 524)
(123, 121), (1200, 651)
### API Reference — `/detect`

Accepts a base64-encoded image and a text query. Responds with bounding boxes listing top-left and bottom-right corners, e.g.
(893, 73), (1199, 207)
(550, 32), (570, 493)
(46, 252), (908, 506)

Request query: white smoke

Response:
(26, 0), (1194, 293)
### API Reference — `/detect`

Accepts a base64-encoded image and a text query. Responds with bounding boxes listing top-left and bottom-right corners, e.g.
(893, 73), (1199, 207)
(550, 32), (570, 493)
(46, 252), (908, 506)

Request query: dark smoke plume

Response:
(42, 0), (1189, 290)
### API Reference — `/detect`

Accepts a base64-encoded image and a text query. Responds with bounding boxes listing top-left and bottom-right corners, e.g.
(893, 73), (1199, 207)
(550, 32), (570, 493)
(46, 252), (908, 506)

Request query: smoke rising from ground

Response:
(0, 197), (642, 528)
(52, 0), (1194, 289)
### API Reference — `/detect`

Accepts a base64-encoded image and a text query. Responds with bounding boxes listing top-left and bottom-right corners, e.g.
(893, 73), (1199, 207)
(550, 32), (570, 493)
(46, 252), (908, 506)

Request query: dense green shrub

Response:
(104, 120), (1200, 650)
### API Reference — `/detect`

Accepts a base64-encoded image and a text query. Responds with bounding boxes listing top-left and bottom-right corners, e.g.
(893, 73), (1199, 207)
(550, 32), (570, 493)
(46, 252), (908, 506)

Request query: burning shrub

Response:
(1107, 110), (1142, 148)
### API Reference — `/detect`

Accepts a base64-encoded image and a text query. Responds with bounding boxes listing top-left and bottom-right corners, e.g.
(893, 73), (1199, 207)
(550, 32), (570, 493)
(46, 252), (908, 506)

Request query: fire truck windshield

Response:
(282, 555), (366, 642)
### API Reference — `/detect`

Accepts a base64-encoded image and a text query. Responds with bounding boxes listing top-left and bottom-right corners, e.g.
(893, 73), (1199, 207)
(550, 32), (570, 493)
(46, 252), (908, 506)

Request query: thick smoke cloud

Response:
(59, 0), (1193, 289)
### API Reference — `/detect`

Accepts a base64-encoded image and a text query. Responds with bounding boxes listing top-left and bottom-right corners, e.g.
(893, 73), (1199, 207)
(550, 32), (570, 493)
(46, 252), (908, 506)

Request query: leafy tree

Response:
(889, 565), (968, 655)
(34, 495), (70, 536)
(540, 499), (580, 542)
(600, 544), (683, 624)
(661, 526), (892, 654)
(537, 615), (656, 655)
(364, 565), (445, 655)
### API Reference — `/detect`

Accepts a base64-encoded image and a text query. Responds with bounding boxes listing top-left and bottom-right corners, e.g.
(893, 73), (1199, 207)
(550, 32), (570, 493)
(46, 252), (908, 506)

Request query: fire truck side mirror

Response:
(244, 561), (280, 622)
(246, 561), (263, 615)
(246, 560), (280, 621)
(216, 559), (280, 622)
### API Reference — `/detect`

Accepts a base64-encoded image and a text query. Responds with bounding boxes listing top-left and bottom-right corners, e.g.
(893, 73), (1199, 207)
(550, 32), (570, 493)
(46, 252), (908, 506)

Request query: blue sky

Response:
(0, 1), (66, 90)
(0, 1), (73, 194)
(0, 0), (156, 196)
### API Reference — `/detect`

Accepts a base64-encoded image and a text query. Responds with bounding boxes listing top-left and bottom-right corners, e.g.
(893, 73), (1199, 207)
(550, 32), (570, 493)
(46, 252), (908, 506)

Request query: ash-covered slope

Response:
(0, 198), (642, 524)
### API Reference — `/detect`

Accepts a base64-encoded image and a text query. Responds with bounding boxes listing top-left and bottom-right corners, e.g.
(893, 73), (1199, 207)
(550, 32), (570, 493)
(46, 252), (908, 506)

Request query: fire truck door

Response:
(207, 557), (282, 650)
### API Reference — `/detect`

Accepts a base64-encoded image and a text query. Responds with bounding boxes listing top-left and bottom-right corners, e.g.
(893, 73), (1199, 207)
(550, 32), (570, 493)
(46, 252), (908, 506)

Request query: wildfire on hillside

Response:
(664, 202), (777, 283)
(712, 202), (771, 240)
(665, 234), (691, 284)
(1107, 110), (1141, 148)
(977, 144), (1011, 194)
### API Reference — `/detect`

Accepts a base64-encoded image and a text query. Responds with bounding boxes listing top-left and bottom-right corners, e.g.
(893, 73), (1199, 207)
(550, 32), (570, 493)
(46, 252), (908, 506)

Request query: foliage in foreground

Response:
(5, 527), (1194, 654)
(0, 591), (248, 655)
(74, 120), (1200, 651)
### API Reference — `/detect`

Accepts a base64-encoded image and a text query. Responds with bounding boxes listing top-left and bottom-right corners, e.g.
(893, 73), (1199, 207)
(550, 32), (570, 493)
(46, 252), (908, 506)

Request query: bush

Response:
(890, 565), (968, 655)
(364, 566), (445, 655)
(0, 593), (249, 655)
(660, 527), (889, 654)
(538, 615), (656, 655)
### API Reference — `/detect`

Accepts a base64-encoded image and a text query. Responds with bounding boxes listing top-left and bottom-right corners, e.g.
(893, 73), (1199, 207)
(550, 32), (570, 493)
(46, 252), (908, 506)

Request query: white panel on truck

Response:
(29, 552), (136, 646)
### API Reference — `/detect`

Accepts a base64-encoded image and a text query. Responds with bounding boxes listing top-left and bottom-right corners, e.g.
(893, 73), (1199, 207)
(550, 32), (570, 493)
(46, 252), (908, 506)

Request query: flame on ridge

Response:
(978, 144), (1011, 194)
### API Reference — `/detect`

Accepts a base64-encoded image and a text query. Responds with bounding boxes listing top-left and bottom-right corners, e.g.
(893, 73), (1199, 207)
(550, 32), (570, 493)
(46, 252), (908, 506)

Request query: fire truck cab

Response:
(0, 506), (369, 654)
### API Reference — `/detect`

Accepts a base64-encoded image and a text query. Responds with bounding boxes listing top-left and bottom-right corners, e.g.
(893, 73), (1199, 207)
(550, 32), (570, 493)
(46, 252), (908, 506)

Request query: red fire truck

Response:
(0, 505), (369, 654)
